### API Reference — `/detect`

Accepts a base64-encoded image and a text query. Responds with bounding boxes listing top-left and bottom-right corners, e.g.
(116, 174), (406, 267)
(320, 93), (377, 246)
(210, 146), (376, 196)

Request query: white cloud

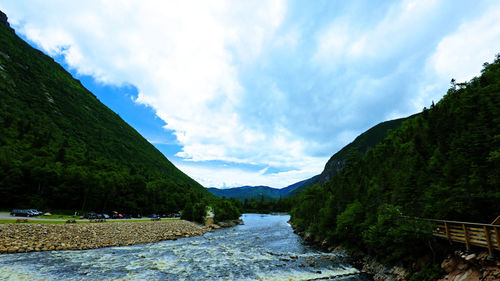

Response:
(174, 160), (324, 188)
(313, 0), (440, 65)
(2, 0), (499, 188)
(1, 0), (324, 186)
(428, 6), (500, 83)
(414, 4), (500, 111)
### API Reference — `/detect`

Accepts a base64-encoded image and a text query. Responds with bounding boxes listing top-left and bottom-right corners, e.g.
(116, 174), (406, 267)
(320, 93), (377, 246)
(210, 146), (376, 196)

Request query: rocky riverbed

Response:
(0, 220), (240, 254)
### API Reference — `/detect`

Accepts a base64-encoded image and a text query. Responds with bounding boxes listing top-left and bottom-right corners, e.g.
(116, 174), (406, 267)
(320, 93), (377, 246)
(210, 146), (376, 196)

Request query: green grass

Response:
(0, 218), (180, 224)
(35, 214), (80, 220)
(0, 219), (86, 224)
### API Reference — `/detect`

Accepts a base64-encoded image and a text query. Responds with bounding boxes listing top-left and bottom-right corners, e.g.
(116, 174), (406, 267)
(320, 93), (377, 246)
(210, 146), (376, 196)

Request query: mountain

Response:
(317, 116), (412, 185)
(208, 175), (320, 201)
(207, 186), (280, 201)
(291, 55), (500, 267)
(278, 175), (319, 196)
(0, 11), (212, 213)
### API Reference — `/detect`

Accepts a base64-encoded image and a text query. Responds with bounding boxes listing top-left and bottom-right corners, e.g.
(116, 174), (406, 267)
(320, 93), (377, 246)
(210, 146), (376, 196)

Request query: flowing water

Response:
(0, 214), (372, 280)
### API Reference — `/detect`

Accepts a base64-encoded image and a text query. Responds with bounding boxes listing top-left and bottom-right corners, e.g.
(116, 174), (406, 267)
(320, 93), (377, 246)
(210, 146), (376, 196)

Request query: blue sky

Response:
(1, 0), (499, 188)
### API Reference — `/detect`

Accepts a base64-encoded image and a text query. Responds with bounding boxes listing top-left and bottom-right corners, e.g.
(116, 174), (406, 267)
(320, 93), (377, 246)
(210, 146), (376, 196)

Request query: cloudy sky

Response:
(1, 0), (499, 188)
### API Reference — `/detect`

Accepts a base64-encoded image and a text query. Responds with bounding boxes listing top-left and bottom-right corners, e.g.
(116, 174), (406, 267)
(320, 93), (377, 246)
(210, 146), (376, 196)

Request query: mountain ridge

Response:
(207, 175), (319, 201)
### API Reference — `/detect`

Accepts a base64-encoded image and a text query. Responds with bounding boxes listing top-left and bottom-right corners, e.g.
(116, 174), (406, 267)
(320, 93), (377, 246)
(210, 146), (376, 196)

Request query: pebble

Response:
(0, 220), (208, 254)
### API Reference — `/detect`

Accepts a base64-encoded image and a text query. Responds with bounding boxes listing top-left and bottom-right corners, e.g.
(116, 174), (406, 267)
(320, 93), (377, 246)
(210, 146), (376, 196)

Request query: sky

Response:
(1, 0), (499, 188)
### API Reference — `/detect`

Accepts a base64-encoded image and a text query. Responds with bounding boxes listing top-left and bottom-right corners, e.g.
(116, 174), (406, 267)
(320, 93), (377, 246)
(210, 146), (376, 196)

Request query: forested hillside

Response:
(0, 11), (212, 214)
(317, 116), (411, 185)
(291, 55), (500, 266)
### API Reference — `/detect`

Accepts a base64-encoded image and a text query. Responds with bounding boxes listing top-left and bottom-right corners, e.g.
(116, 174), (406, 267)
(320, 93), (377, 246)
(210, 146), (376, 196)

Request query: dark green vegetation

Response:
(0, 11), (242, 221)
(291, 55), (500, 275)
(317, 116), (411, 185)
(240, 196), (294, 214)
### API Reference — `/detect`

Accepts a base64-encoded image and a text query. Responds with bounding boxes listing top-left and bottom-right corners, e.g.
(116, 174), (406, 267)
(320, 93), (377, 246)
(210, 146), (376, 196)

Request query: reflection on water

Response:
(0, 214), (371, 280)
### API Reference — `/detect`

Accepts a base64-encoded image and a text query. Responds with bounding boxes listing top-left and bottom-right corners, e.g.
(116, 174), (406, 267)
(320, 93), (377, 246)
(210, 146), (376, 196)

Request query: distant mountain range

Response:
(207, 175), (319, 201)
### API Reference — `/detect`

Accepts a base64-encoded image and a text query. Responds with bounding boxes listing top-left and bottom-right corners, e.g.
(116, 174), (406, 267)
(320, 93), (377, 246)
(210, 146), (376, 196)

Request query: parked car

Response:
(111, 211), (124, 219)
(27, 209), (43, 216)
(132, 214), (142, 218)
(102, 214), (110, 219)
(83, 212), (98, 219)
(147, 214), (158, 218)
(10, 209), (35, 217)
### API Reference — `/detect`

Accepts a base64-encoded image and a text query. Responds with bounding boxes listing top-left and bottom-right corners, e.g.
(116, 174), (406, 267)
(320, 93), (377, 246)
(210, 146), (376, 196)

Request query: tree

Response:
(181, 200), (194, 221)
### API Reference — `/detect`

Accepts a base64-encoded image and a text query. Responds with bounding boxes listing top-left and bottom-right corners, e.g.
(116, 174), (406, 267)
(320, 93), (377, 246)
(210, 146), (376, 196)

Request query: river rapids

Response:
(0, 214), (372, 280)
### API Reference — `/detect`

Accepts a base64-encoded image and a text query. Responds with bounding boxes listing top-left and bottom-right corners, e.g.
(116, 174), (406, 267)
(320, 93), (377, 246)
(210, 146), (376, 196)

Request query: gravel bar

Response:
(0, 220), (210, 254)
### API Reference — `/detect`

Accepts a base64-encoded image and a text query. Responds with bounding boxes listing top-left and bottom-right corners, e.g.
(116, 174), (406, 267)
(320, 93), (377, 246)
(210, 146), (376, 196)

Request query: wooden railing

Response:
(427, 218), (500, 257)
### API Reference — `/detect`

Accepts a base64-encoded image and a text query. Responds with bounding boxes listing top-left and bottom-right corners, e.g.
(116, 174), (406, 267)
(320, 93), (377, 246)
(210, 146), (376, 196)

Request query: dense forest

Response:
(0, 11), (241, 220)
(317, 116), (412, 185)
(291, 55), (500, 274)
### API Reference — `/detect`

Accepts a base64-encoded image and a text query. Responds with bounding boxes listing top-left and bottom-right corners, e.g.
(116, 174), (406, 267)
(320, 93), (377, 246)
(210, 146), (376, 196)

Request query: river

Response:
(0, 214), (372, 280)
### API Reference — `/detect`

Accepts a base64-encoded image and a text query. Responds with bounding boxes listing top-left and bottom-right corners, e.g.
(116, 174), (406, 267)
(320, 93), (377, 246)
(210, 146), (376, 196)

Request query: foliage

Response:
(240, 196), (295, 213)
(291, 54), (500, 265)
(181, 200), (194, 221)
(192, 202), (207, 224)
(317, 116), (411, 185)
(213, 199), (241, 222)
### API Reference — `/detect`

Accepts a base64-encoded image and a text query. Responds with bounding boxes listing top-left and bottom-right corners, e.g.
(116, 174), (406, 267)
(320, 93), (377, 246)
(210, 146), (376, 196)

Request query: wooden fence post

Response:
(462, 224), (470, 252)
(483, 226), (494, 259)
(445, 222), (451, 243)
(494, 226), (500, 251)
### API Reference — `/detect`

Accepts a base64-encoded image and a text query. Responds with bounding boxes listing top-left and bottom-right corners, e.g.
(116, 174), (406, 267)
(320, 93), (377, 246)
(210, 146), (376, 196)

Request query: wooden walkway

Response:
(427, 217), (500, 257)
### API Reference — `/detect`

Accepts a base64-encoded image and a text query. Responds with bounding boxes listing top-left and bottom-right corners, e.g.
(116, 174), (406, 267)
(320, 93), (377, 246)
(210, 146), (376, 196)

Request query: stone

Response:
(465, 253), (476, 261)
(455, 268), (481, 281)
(457, 261), (469, 271)
(441, 257), (457, 273)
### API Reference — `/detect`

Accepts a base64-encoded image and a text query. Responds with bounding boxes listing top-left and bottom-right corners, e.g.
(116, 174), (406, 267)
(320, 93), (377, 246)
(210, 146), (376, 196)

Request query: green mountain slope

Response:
(291, 55), (500, 267)
(0, 11), (211, 213)
(279, 175), (320, 197)
(317, 116), (412, 185)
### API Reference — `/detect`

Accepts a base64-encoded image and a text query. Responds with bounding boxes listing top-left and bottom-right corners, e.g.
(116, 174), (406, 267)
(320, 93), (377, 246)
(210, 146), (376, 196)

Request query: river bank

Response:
(292, 225), (500, 281)
(0, 219), (241, 254)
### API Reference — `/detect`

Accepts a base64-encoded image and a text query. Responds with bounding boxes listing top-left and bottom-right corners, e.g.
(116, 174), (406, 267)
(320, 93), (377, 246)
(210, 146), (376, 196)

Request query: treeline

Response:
(291, 55), (500, 272)
(237, 196), (294, 213)
(181, 196), (241, 224)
